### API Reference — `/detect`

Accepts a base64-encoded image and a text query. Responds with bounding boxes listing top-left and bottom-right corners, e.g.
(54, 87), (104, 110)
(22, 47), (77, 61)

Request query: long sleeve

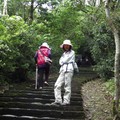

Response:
(59, 50), (76, 73)
(59, 50), (75, 66)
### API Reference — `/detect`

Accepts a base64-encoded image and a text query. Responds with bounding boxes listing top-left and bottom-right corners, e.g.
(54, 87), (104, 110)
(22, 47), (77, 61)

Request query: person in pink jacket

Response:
(34, 42), (52, 89)
(51, 39), (79, 106)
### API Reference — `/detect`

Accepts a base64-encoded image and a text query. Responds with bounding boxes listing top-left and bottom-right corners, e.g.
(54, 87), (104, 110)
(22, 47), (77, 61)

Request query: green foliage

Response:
(75, 5), (116, 80)
(0, 16), (35, 83)
(0, 0), (120, 83)
(49, 1), (84, 52)
(93, 59), (114, 80)
(91, 26), (115, 79)
(104, 79), (115, 96)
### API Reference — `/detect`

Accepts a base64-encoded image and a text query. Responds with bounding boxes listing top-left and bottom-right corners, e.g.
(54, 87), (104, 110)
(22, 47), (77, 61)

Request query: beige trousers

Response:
(54, 71), (73, 104)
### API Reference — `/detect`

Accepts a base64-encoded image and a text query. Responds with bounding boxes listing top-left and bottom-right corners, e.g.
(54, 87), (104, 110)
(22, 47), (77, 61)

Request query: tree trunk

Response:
(95, 0), (101, 7)
(3, 0), (8, 15)
(104, 0), (120, 118)
(113, 28), (120, 117)
(29, 0), (34, 24)
(85, 0), (99, 6)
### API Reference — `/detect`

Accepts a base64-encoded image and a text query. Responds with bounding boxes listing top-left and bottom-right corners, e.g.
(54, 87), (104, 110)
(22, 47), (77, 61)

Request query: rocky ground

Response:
(82, 79), (114, 120)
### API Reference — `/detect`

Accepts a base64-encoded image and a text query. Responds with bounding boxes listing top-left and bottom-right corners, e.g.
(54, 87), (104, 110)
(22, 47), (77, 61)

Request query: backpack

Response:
(37, 48), (51, 65)
(37, 50), (45, 65)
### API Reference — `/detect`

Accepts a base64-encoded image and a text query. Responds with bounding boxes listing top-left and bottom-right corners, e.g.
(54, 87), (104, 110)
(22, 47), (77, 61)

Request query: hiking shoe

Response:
(51, 102), (61, 106)
(39, 87), (42, 90)
(44, 81), (49, 86)
(61, 102), (70, 106)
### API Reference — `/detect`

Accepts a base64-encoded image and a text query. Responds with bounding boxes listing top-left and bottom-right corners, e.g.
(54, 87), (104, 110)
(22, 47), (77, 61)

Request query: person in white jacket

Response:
(51, 39), (79, 106)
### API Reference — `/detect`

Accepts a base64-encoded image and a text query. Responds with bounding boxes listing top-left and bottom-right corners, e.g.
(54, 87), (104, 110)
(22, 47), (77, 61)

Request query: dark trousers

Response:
(38, 65), (50, 87)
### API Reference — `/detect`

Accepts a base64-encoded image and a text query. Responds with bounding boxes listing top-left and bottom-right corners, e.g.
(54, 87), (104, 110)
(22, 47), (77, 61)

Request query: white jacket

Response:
(59, 50), (78, 73)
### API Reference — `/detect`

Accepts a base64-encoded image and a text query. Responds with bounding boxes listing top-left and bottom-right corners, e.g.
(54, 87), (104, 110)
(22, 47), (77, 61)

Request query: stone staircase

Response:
(0, 69), (96, 120)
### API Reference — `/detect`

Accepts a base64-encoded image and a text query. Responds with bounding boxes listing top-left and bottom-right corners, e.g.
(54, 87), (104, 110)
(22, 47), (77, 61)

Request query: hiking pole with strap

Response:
(35, 65), (38, 89)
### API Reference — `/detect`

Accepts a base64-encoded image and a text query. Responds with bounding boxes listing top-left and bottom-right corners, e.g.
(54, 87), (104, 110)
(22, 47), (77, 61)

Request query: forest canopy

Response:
(0, 0), (120, 83)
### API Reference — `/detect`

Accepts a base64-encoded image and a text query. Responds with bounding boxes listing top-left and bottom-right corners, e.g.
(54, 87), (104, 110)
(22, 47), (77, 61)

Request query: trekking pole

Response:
(35, 65), (38, 89)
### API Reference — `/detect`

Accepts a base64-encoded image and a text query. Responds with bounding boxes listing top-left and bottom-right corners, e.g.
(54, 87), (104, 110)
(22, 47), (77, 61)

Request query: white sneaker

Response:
(39, 87), (42, 90)
(44, 81), (49, 86)
(61, 102), (70, 106)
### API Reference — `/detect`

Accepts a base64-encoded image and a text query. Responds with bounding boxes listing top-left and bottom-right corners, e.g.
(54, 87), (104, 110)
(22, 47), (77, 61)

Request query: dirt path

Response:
(82, 79), (113, 120)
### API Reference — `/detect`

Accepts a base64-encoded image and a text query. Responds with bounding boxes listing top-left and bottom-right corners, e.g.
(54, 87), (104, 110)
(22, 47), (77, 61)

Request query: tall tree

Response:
(29, 0), (35, 23)
(104, 0), (120, 119)
(85, 0), (103, 6)
(3, 0), (8, 15)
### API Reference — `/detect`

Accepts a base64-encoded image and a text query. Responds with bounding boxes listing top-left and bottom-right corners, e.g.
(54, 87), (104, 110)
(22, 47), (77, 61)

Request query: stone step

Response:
(0, 98), (83, 106)
(9, 79), (82, 93)
(0, 115), (85, 120)
(0, 99), (53, 105)
(0, 108), (85, 119)
(0, 93), (82, 101)
(0, 116), (56, 120)
(0, 92), (82, 100)
(6, 88), (82, 94)
(0, 102), (84, 111)
(4, 89), (82, 95)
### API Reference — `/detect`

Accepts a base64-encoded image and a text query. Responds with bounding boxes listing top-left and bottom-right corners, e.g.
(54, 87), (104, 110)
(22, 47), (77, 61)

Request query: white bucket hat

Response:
(40, 42), (50, 49)
(60, 39), (72, 48)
